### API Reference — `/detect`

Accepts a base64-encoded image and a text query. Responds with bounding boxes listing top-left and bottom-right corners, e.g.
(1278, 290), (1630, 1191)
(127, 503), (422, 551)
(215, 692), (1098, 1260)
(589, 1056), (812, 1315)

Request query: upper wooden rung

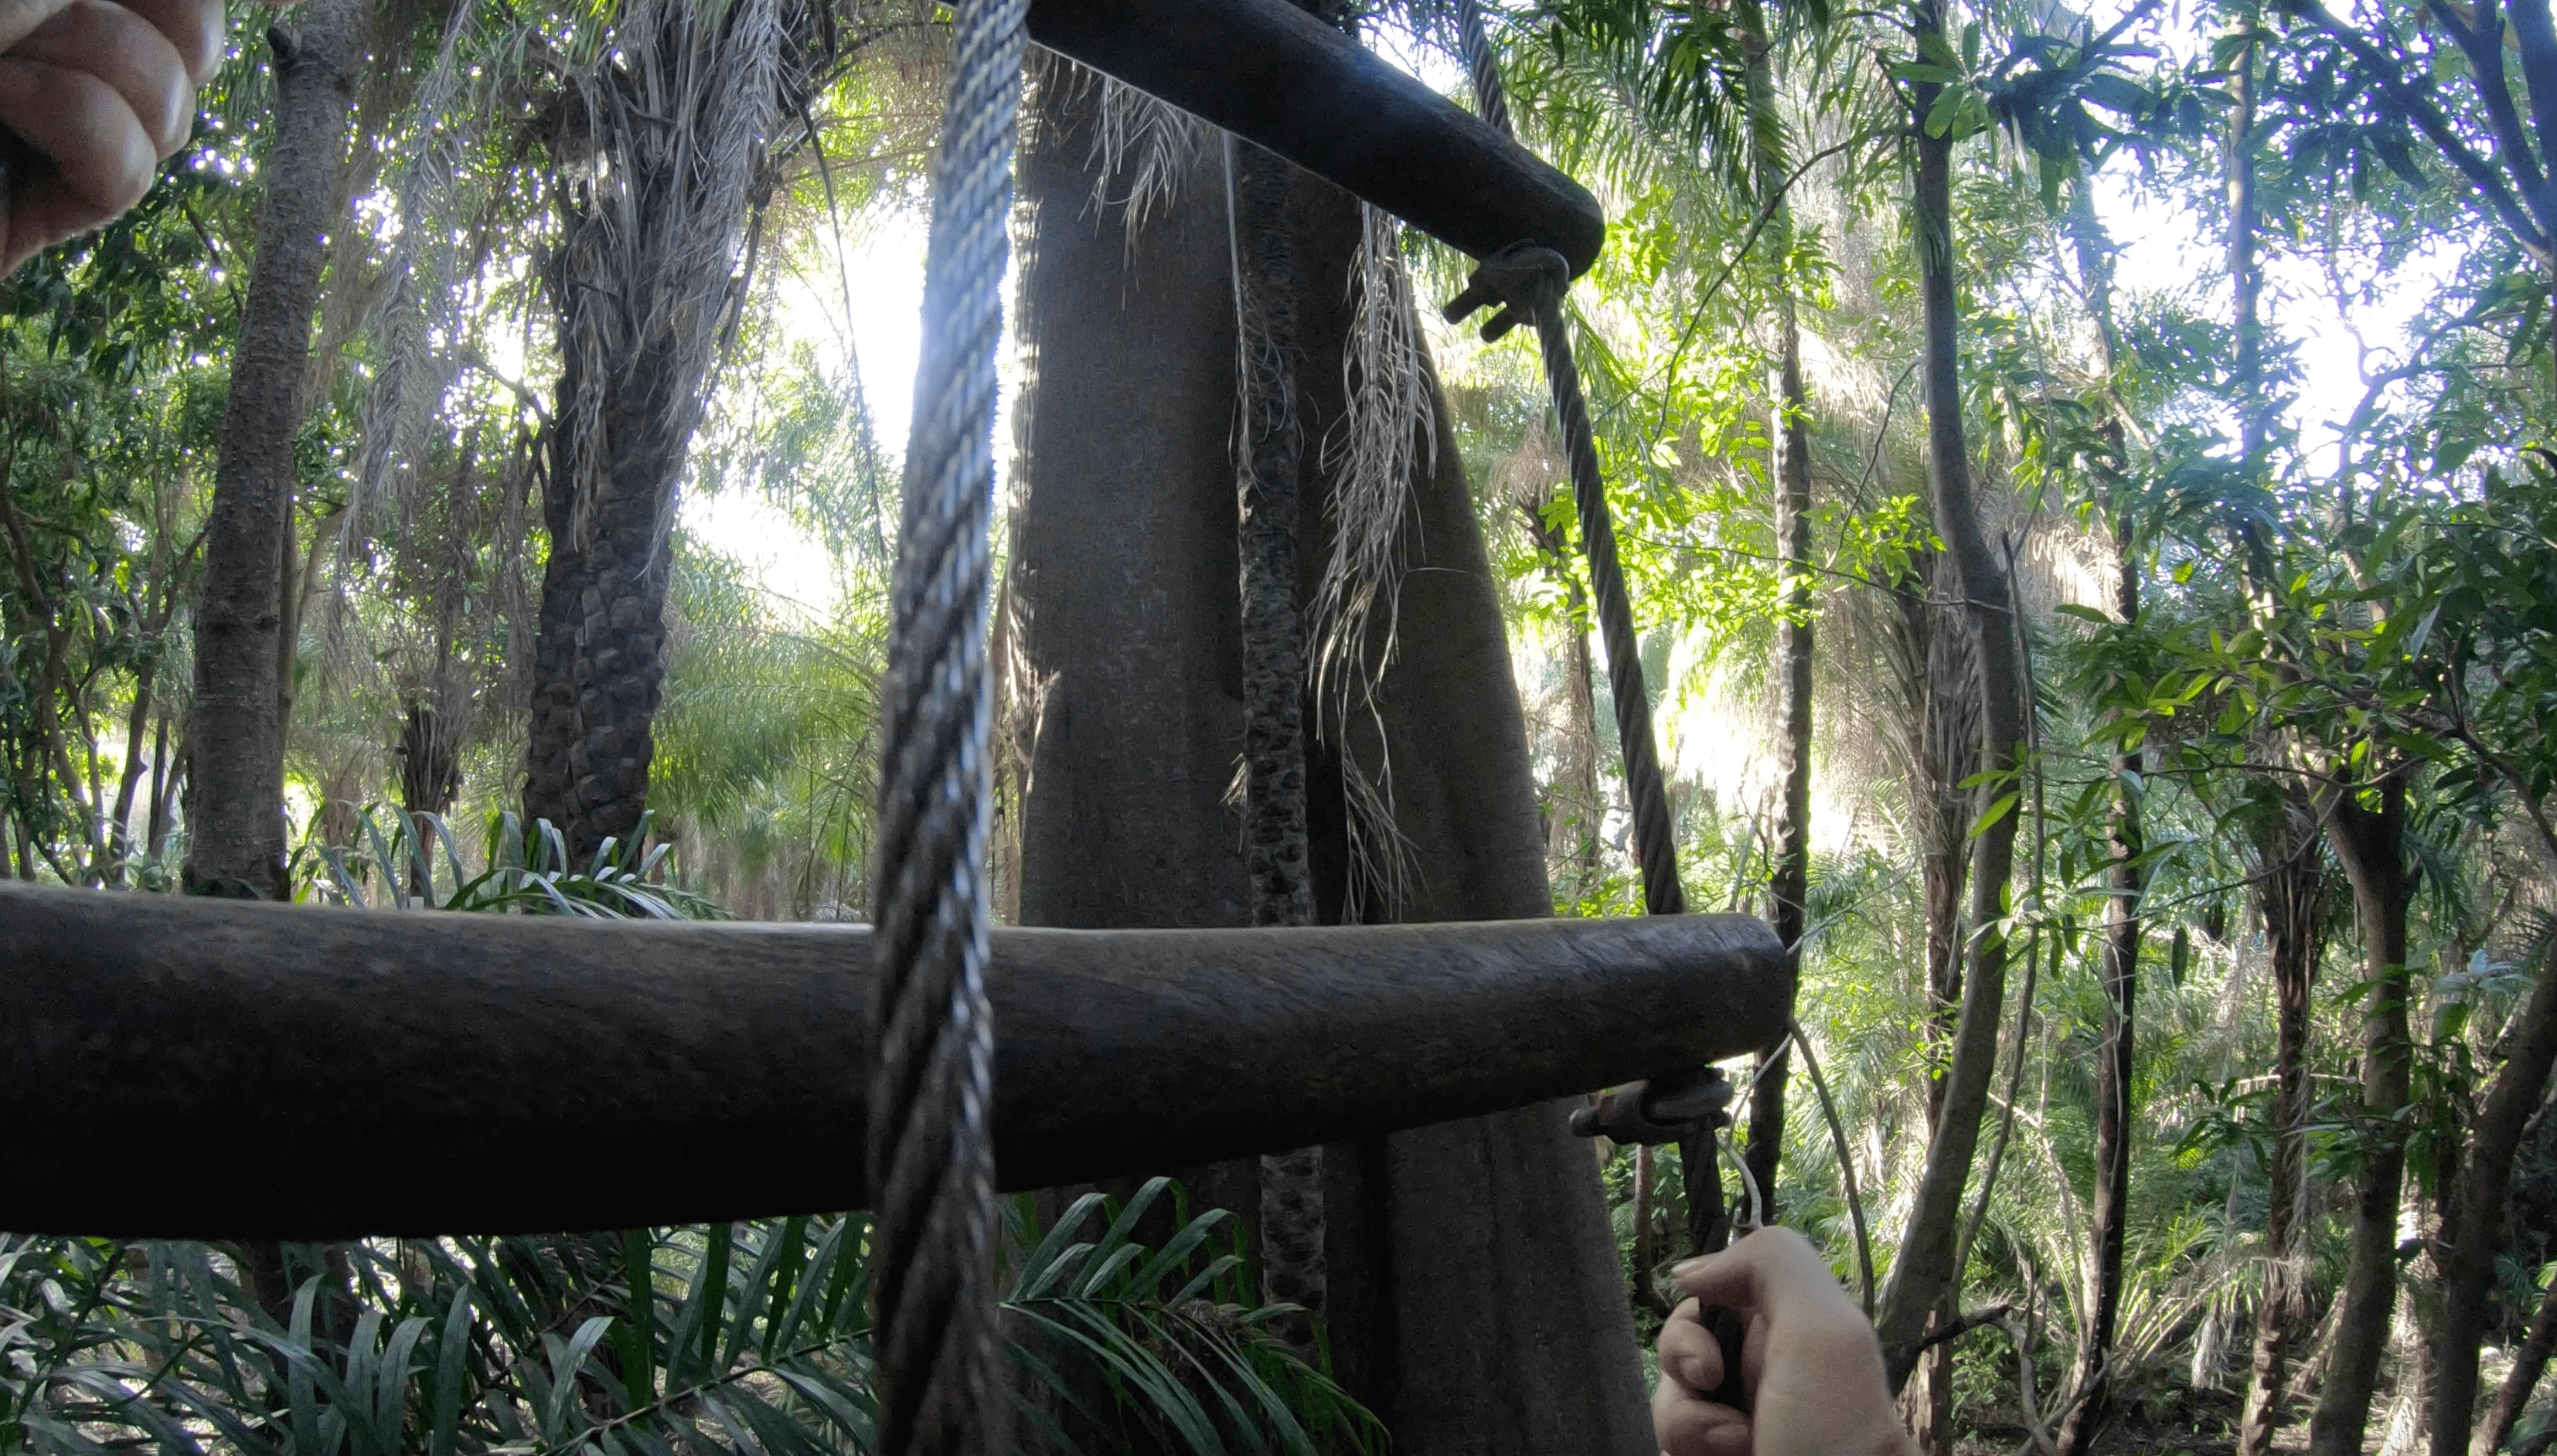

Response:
(1026, 0), (1606, 277)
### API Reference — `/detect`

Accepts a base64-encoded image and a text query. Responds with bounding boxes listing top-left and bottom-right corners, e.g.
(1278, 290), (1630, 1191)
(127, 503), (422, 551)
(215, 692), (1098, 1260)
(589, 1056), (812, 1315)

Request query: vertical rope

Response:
(867, 0), (1025, 1445)
(1449, 0), (1684, 920)
(1445, 26), (1748, 1408)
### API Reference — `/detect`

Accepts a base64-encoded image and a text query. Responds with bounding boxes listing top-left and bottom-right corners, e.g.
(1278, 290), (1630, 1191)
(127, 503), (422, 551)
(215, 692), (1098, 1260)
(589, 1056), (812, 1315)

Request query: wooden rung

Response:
(1026, 0), (1605, 277)
(0, 883), (1784, 1239)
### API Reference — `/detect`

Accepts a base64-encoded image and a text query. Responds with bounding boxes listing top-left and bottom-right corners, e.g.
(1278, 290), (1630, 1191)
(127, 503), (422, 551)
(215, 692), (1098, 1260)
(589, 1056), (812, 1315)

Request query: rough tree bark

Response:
(1009, 70), (1650, 1451)
(2238, 791), (2327, 1456)
(1875, 0), (2028, 1393)
(2307, 771), (2418, 1456)
(183, 0), (369, 900)
(522, 0), (793, 860)
(1234, 130), (1326, 1339)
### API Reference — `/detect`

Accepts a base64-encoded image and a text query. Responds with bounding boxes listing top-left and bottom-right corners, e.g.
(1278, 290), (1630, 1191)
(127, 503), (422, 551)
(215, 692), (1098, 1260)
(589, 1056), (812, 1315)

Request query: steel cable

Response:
(867, 0), (1027, 1446)
(1450, 0), (1685, 919)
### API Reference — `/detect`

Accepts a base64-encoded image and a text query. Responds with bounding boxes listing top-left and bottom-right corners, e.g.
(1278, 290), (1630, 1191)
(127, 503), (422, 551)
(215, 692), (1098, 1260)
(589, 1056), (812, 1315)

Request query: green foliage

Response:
(0, 1186), (1367, 1454)
(305, 806), (729, 920)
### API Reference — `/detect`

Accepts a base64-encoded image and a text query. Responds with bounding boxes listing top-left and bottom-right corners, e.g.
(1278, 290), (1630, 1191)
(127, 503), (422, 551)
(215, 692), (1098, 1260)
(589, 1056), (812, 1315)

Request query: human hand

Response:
(0, 0), (236, 271)
(1653, 1227), (1918, 1456)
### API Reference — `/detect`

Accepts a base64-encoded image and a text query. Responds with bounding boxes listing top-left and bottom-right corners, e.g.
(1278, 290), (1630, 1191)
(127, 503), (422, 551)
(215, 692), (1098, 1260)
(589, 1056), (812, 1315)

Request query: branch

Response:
(1914, 1301), (2017, 1354)
(2291, 0), (2555, 260)
(2505, 0), (2557, 196)
(1636, 135), (1865, 443)
(2425, 0), (2552, 206)
(1789, 1017), (1878, 1317)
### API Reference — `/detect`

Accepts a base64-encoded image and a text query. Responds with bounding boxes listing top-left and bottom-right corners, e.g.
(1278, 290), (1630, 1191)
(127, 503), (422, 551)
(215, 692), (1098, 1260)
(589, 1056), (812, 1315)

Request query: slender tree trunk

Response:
(2479, 1267), (2557, 1456)
(2057, 184), (2143, 1456)
(183, 0), (367, 900)
(1907, 554), (1976, 1131)
(2433, 937), (2557, 1455)
(1633, 1141), (1659, 1295)
(144, 711), (172, 863)
(1876, 0), (2028, 1390)
(2240, 791), (2327, 1456)
(1521, 494), (1605, 890)
(2059, 510), (2140, 1455)
(104, 655), (158, 886)
(2229, 21), (2267, 468)
(1741, 0), (1807, 1225)
(1234, 131), (1325, 1341)
(2310, 773), (2419, 1456)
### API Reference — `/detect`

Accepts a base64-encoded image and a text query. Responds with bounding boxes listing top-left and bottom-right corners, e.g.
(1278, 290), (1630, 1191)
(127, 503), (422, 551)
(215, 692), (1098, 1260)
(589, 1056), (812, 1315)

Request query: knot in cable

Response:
(1442, 241), (1570, 342)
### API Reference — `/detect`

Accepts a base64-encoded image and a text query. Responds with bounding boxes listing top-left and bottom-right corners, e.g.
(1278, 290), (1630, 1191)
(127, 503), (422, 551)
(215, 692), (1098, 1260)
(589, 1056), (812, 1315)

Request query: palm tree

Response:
(521, 0), (806, 860)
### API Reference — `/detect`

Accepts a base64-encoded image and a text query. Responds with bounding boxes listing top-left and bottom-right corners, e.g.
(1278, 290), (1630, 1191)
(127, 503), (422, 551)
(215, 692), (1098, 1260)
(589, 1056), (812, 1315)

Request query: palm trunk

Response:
(1234, 131), (1325, 1340)
(183, 0), (368, 900)
(1740, 0), (1807, 1224)
(521, 0), (793, 860)
(1876, 0), (2028, 1389)
(2308, 772), (2418, 1456)
(2239, 791), (2326, 1456)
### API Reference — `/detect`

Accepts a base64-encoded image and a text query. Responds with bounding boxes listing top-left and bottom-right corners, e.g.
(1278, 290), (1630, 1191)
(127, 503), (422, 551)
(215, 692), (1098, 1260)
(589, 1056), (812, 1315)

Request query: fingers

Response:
(1671, 1226), (1844, 1314)
(12, 1), (190, 154)
(1656, 1298), (1752, 1456)
(0, 0), (216, 271)
(0, 0), (72, 56)
(106, 0), (222, 88)
(1658, 1298), (1725, 1393)
(1653, 1376), (1752, 1456)
(0, 57), (156, 209)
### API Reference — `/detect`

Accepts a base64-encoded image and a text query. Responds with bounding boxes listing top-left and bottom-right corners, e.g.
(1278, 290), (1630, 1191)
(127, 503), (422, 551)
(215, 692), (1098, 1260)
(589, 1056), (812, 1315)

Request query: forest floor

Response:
(1954, 1386), (2344, 1455)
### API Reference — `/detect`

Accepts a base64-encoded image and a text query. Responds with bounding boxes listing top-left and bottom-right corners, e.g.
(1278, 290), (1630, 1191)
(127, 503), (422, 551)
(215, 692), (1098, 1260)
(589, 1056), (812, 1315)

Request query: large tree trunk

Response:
(2239, 789), (2327, 1456)
(1289, 200), (1651, 1449)
(183, 0), (369, 900)
(1006, 64), (1276, 1391)
(1740, 0), (1806, 1226)
(1009, 70), (1650, 1452)
(1875, 0), (2027, 1391)
(2309, 772), (2418, 1456)
(522, 0), (792, 860)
